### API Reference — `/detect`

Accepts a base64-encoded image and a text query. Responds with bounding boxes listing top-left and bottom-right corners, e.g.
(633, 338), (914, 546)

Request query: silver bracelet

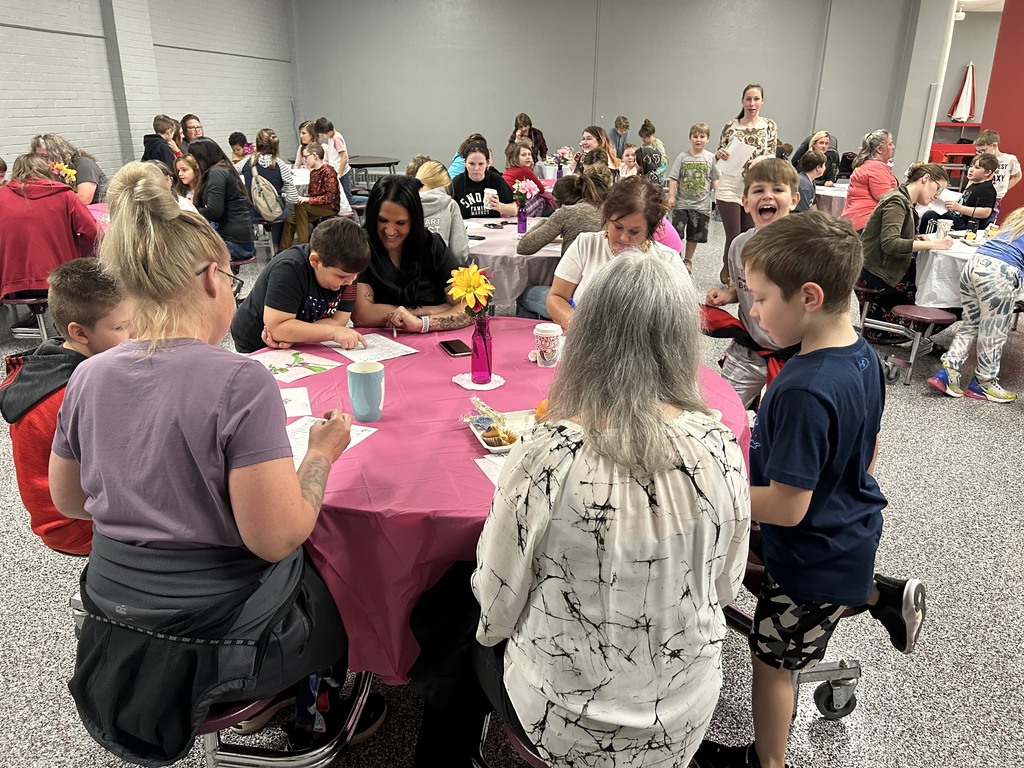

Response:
(420, 315), (429, 333)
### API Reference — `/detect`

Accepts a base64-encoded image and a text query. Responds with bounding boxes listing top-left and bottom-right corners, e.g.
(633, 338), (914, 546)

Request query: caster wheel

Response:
(882, 358), (902, 384)
(814, 681), (857, 720)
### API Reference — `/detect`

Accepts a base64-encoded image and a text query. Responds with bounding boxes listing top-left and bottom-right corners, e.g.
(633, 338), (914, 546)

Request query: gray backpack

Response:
(249, 160), (285, 221)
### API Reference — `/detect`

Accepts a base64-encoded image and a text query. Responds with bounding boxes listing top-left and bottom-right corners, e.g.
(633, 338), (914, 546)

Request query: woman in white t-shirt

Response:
(546, 175), (685, 328)
(715, 83), (778, 284)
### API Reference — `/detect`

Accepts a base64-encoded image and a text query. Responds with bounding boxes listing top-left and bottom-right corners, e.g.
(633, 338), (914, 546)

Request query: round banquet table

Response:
(285, 317), (751, 683)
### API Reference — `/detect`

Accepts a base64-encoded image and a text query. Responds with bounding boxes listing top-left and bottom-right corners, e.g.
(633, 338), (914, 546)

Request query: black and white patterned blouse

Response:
(472, 411), (750, 767)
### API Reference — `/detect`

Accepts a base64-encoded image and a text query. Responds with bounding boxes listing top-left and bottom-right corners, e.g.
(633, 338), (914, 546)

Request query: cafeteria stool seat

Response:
(199, 670), (376, 768)
(888, 305), (957, 385)
(2, 295), (50, 341)
(474, 713), (548, 768)
(853, 286), (886, 332)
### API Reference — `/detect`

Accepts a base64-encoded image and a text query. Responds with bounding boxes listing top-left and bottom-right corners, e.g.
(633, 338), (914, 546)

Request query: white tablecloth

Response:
(465, 218), (562, 305)
(916, 242), (972, 308)
(814, 182), (848, 218)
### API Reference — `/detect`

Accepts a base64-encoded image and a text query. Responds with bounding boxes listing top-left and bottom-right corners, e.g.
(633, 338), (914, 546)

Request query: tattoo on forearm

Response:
(431, 312), (473, 331)
(298, 455), (331, 512)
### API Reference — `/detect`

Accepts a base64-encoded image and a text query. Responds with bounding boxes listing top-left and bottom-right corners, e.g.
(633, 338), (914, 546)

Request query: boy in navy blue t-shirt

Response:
(696, 211), (927, 768)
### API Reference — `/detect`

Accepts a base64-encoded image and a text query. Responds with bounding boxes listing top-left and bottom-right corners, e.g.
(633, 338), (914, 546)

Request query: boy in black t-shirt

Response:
(919, 153), (998, 234)
(695, 212), (927, 768)
(230, 217), (372, 354)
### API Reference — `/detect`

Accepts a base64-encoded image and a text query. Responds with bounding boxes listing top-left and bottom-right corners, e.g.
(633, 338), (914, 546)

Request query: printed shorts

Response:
(671, 209), (710, 243)
(749, 573), (846, 670)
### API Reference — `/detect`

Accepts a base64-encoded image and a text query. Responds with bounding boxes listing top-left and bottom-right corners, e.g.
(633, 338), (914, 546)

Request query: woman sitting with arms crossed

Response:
(414, 159), (470, 263)
(48, 162), (383, 764)
(858, 162), (953, 342)
(547, 175), (684, 328)
(501, 139), (555, 217)
(472, 252), (750, 768)
(353, 174), (470, 333)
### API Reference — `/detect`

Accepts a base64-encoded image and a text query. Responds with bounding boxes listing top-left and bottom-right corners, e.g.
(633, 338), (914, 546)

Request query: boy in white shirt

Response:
(973, 129), (1021, 215)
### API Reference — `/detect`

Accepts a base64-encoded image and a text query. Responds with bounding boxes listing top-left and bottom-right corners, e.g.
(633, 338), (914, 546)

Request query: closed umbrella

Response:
(948, 61), (975, 122)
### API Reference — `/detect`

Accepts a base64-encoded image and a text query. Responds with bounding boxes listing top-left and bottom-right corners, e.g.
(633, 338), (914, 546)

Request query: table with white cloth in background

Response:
(917, 238), (1024, 309)
(465, 218), (563, 306)
(814, 182), (849, 218)
(291, 167), (310, 195)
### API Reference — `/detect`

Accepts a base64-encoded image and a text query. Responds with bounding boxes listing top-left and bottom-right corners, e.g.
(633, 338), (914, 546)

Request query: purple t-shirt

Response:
(53, 339), (292, 549)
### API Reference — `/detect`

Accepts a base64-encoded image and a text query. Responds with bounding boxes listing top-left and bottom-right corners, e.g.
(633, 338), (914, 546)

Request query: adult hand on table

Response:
(307, 410), (352, 463)
(389, 306), (425, 333)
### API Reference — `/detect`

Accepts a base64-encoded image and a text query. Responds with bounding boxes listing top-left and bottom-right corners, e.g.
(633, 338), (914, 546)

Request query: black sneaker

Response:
(869, 574), (926, 654)
(692, 740), (751, 768)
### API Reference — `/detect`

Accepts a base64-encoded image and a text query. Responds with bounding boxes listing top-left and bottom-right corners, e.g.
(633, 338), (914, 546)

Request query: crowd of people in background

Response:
(2, 82), (1024, 768)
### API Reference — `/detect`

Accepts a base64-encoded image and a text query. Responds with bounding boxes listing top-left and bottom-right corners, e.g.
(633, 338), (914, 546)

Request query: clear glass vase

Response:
(470, 313), (492, 385)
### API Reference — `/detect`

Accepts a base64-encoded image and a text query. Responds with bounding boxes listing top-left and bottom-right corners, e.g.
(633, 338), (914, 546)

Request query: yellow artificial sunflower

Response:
(447, 264), (495, 311)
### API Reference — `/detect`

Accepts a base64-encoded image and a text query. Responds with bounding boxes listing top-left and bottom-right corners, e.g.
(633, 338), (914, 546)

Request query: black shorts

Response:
(749, 573), (846, 670)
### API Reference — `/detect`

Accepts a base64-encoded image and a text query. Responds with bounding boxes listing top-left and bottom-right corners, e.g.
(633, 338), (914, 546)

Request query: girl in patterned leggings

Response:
(928, 206), (1024, 402)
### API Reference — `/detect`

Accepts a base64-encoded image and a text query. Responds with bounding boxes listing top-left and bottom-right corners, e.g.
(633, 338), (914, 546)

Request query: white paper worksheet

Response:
(286, 416), (377, 469)
(715, 138), (757, 177)
(279, 387), (312, 418)
(322, 333), (419, 363)
(474, 455), (507, 487)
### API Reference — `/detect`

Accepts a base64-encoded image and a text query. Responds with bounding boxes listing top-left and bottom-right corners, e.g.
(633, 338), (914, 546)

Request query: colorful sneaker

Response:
(965, 377), (1017, 403)
(869, 575), (926, 654)
(927, 363), (963, 397)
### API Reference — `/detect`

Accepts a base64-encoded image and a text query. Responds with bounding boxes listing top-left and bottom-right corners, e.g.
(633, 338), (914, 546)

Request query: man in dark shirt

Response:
(231, 217), (372, 353)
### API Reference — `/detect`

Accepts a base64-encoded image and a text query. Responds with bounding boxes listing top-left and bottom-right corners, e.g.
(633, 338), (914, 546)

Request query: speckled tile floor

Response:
(1, 222), (1021, 768)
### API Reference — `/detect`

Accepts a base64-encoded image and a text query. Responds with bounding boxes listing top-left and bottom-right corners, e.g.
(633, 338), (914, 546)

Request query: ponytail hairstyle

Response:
(552, 168), (612, 208)
(736, 84), (765, 120)
(853, 129), (892, 169)
(415, 160), (451, 192)
(638, 119), (656, 139)
(905, 162), (948, 184)
(101, 161), (227, 345)
(254, 128), (280, 159)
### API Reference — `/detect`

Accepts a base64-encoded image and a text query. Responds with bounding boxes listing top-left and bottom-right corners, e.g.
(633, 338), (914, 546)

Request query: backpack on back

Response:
(249, 160), (284, 221)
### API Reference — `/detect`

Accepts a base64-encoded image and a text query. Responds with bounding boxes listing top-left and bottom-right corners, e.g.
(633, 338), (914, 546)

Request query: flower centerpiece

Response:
(447, 264), (496, 384)
(549, 146), (574, 178)
(49, 162), (77, 188)
(511, 179), (539, 234)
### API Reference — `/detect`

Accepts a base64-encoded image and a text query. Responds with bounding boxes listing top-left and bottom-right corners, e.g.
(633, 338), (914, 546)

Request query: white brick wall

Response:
(0, 23), (122, 174)
(0, 0), (301, 179)
(149, 0), (300, 158)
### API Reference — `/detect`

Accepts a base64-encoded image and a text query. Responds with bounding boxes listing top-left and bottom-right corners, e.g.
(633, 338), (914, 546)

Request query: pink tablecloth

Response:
(87, 203), (108, 233)
(292, 318), (750, 683)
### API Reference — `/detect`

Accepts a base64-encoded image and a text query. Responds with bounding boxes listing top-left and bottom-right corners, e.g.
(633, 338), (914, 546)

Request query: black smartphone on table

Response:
(439, 339), (472, 357)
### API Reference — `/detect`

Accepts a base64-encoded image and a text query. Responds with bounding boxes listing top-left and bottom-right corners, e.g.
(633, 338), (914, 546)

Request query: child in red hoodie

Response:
(0, 260), (132, 555)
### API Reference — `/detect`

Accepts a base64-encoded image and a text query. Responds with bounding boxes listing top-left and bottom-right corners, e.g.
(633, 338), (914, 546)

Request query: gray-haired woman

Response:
(840, 129), (898, 231)
(472, 251), (751, 768)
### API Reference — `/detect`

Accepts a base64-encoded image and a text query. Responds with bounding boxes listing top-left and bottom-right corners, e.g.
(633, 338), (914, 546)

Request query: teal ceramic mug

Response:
(347, 361), (385, 422)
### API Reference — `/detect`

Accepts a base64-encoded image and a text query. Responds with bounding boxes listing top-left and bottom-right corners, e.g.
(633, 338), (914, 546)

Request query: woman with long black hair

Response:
(352, 175), (469, 333)
(189, 136), (255, 262)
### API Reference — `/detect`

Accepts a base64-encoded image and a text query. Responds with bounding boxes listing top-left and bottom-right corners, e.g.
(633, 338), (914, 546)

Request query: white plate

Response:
(468, 409), (536, 454)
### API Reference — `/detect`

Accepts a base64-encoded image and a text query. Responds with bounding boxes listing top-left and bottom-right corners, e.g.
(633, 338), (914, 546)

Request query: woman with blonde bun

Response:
(49, 161), (384, 764)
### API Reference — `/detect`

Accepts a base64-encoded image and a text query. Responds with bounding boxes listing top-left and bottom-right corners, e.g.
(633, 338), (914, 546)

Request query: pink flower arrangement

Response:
(512, 179), (540, 203)
(549, 147), (574, 167)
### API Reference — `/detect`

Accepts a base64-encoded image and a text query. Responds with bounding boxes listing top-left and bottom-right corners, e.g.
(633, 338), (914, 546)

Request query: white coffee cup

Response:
(483, 187), (498, 210)
(532, 322), (562, 368)
(935, 220), (953, 239)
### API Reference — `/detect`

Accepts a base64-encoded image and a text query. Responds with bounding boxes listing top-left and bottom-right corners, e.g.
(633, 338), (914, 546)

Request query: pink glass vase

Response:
(516, 202), (527, 234)
(470, 313), (492, 385)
